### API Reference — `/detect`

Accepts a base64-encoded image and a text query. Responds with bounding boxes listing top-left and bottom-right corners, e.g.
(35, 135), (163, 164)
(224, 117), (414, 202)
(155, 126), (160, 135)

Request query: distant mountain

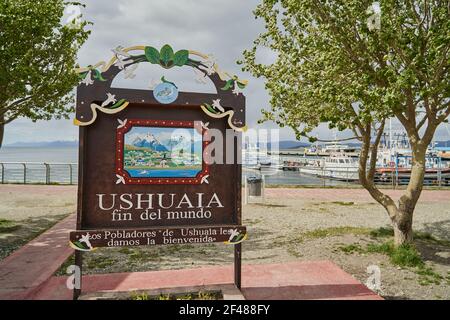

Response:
(264, 141), (310, 150)
(131, 133), (168, 152)
(280, 141), (310, 149)
(4, 140), (78, 148)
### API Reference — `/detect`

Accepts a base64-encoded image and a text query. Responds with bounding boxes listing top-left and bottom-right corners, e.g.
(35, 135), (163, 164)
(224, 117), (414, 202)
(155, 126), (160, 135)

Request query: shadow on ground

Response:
(0, 214), (68, 260)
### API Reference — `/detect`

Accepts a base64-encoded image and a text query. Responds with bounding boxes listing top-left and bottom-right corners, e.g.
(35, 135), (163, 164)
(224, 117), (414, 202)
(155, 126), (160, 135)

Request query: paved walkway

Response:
(0, 214), (76, 299)
(32, 261), (381, 300)
(3, 185), (442, 300)
(0, 206), (380, 300)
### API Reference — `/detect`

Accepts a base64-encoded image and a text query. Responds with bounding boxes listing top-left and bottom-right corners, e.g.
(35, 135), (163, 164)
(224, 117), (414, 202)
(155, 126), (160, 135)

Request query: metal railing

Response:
(245, 165), (450, 188)
(0, 162), (78, 185)
(1, 161), (449, 188)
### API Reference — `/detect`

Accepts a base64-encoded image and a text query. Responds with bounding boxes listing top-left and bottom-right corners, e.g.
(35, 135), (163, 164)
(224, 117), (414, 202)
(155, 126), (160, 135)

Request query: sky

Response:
(125, 126), (202, 146)
(3, 0), (450, 145)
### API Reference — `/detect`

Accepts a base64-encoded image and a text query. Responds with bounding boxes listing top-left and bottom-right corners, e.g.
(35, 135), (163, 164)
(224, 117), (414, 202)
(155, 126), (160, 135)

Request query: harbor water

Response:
(0, 147), (349, 186)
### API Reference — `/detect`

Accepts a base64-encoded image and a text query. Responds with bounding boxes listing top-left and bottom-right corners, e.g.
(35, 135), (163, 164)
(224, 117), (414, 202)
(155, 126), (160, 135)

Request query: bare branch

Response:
(368, 120), (385, 182)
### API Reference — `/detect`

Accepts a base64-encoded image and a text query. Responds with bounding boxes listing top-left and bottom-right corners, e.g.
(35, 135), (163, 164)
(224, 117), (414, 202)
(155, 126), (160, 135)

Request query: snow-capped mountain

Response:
(131, 133), (168, 152)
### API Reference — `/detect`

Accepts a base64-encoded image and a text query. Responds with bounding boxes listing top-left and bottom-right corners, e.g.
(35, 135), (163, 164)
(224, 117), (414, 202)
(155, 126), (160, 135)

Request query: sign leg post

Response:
(234, 243), (242, 289)
(73, 250), (83, 300)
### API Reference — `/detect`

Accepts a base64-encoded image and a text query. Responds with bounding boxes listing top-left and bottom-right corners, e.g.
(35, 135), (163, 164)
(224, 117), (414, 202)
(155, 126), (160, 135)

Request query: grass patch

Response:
(0, 219), (21, 233)
(369, 227), (394, 238)
(366, 241), (424, 268)
(370, 227), (450, 247)
(130, 291), (221, 300)
(416, 267), (443, 286)
(303, 226), (372, 239)
(364, 240), (445, 286)
(86, 256), (116, 269)
(128, 249), (160, 263)
(250, 203), (288, 208)
(118, 247), (132, 254)
(55, 254), (75, 276)
(331, 201), (355, 206)
(337, 243), (365, 254)
(0, 214), (69, 260)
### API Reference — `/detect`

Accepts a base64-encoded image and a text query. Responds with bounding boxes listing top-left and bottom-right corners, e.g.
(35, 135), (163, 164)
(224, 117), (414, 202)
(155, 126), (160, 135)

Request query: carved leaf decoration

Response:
(236, 81), (246, 89)
(92, 69), (106, 81)
(221, 79), (234, 91)
(108, 99), (127, 110)
(78, 71), (88, 80)
(203, 103), (219, 114)
(145, 46), (160, 64)
(160, 44), (174, 68)
(173, 49), (189, 66)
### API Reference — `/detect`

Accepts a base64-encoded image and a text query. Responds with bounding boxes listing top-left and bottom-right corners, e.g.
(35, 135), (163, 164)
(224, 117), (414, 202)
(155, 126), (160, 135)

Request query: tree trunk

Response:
(357, 124), (429, 247)
(393, 217), (414, 246)
(0, 120), (4, 149)
(389, 145), (427, 246)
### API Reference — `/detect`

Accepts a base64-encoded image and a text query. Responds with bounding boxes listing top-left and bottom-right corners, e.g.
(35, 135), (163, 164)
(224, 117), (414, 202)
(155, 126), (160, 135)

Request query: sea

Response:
(0, 147), (78, 163)
(0, 146), (349, 186)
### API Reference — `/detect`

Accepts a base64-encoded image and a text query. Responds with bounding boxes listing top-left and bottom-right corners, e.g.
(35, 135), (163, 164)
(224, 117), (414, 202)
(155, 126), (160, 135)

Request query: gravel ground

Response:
(0, 185), (76, 259)
(0, 185), (76, 221)
(0, 185), (448, 300)
(67, 192), (450, 300)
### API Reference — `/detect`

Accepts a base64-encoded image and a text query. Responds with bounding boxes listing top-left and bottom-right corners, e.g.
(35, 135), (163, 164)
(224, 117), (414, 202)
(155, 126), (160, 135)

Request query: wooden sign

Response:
(71, 44), (247, 298)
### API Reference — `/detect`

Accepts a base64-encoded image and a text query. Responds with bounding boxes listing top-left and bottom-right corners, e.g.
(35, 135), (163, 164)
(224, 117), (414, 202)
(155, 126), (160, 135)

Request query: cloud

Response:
(4, 0), (448, 145)
(7, 0), (299, 144)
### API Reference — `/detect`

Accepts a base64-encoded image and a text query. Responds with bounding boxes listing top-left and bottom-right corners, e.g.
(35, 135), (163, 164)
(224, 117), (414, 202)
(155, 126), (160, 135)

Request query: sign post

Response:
(71, 45), (248, 299)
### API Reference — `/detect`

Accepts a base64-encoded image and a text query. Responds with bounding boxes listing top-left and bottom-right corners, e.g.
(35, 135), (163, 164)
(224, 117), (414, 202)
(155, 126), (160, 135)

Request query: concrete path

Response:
(32, 261), (381, 300)
(0, 214), (75, 299)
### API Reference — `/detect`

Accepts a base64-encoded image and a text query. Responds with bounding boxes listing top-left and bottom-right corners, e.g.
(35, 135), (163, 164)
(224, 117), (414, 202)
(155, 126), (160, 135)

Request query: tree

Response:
(241, 0), (449, 246)
(0, 0), (91, 147)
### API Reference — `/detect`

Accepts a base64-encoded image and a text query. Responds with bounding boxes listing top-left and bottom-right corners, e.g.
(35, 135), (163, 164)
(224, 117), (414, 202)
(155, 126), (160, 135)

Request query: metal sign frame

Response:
(71, 45), (247, 299)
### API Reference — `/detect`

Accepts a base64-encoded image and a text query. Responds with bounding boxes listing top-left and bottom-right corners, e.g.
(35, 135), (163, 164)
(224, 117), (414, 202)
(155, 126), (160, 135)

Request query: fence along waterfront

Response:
(0, 162), (77, 184)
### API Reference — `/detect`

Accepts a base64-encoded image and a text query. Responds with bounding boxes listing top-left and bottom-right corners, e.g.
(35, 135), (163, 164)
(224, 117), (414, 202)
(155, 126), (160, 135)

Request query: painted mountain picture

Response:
(123, 126), (203, 178)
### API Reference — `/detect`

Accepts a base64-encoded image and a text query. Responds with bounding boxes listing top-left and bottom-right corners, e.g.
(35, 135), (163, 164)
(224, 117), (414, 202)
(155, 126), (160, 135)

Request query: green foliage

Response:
(160, 44), (174, 67)
(241, 0), (450, 248)
(0, 0), (91, 145)
(173, 49), (189, 67)
(144, 46), (160, 64)
(144, 44), (190, 69)
(241, 0), (449, 140)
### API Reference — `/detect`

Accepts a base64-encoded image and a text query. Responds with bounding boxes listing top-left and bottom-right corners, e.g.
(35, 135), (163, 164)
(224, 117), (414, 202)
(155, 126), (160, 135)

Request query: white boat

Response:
(299, 153), (359, 180)
(242, 145), (283, 172)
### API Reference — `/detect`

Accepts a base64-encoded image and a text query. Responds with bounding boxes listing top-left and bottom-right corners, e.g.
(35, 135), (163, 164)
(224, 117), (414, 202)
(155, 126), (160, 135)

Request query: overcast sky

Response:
(3, 0), (450, 144)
